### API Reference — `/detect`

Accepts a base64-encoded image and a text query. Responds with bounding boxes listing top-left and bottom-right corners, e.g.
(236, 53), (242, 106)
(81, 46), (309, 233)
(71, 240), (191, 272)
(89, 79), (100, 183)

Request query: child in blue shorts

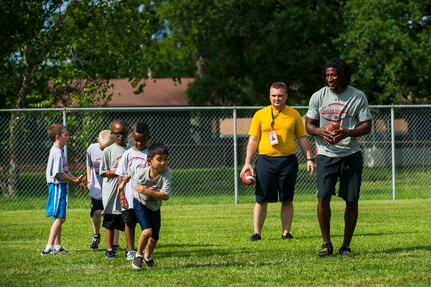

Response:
(42, 124), (86, 255)
(119, 143), (172, 270)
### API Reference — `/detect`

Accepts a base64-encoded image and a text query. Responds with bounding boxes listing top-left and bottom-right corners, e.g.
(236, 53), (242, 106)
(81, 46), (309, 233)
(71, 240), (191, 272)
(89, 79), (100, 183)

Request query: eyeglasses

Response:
(111, 131), (128, 137)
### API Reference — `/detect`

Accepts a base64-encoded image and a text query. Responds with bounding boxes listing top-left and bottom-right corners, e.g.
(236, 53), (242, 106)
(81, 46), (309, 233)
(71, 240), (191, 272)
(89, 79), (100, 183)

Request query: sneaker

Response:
(318, 241), (333, 257)
(89, 236), (100, 249)
(249, 233), (261, 241)
(112, 244), (120, 253)
(105, 250), (116, 259)
(126, 250), (137, 261)
(55, 246), (68, 253)
(339, 245), (352, 257)
(282, 233), (293, 240)
(145, 257), (155, 268)
(41, 248), (59, 255)
(132, 256), (143, 270)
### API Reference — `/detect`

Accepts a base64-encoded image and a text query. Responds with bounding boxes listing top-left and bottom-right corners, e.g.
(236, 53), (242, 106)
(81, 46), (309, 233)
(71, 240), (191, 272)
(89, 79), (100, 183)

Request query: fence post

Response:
(390, 106), (396, 200)
(233, 107), (239, 204)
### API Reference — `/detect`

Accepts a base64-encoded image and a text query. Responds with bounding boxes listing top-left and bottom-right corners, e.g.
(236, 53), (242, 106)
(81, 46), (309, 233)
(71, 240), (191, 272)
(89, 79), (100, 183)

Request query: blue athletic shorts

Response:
(316, 152), (363, 202)
(255, 154), (298, 203)
(46, 183), (68, 219)
(133, 198), (161, 241)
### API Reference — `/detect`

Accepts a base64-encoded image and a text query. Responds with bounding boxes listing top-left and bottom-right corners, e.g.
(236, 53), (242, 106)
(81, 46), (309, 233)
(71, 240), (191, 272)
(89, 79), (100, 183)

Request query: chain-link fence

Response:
(0, 106), (430, 210)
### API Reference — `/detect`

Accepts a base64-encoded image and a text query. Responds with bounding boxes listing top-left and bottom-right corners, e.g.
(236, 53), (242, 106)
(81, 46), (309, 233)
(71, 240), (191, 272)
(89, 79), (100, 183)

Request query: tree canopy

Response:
(0, 0), (430, 108)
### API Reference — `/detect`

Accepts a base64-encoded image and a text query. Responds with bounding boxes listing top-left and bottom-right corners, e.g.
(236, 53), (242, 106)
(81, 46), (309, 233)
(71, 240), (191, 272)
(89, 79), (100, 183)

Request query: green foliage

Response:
(0, 200), (430, 286)
(160, 0), (344, 106)
(335, 0), (431, 104)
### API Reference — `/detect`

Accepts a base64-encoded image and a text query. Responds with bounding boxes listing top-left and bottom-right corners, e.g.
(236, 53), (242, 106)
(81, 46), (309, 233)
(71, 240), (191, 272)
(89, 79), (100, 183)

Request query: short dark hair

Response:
(47, 124), (66, 142)
(323, 58), (350, 87)
(147, 143), (169, 158)
(134, 122), (150, 138)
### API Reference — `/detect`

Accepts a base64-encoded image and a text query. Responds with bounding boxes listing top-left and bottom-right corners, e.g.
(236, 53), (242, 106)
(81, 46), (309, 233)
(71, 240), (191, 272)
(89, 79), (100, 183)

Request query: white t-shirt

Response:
(115, 147), (149, 209)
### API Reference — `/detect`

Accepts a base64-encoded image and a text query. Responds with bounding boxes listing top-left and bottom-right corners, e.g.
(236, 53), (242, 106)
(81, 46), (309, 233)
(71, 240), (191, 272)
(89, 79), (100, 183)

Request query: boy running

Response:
(119, 143), (172, 270)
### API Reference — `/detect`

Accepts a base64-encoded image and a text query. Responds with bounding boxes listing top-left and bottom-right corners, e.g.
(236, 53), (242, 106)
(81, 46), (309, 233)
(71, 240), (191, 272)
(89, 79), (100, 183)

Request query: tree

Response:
(335, 0), (431, 104)
(159, 0), (344, 106)
(0, 0), (162, 197)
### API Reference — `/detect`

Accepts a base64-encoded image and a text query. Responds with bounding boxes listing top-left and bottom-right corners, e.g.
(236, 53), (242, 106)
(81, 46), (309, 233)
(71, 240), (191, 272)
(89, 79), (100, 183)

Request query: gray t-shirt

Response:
(306, 85), (372, 157)
(129, 166), (172, 211)
(100, 143), (129, 215)
(46, 146), (69, 184)
(86, 143), (103, 200)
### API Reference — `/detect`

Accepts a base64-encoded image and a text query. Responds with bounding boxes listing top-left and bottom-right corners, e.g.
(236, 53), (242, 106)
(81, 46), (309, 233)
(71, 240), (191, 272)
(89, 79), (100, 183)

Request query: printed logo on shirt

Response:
(322, 103), (348, 123)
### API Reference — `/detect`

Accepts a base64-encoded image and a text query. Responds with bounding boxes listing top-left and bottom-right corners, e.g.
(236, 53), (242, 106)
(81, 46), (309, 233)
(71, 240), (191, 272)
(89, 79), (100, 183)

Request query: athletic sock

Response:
(45, 244), (53, 250)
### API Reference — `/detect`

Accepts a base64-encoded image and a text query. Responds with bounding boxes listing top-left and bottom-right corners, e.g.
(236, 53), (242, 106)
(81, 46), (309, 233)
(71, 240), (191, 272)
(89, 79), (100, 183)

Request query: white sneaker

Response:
(126, 250), (136, 260)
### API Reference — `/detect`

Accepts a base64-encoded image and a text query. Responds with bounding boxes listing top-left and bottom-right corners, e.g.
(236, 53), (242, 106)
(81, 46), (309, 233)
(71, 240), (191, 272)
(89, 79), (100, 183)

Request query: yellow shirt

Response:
(248, 105), (307, 157)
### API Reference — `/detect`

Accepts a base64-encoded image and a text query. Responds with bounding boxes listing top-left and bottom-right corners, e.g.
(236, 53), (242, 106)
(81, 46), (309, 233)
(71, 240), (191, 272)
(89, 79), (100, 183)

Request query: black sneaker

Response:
(105, 250), (116, 259)
(318, 241), (333, 257)
(132, 256), (143, 270)
(41, 248), (59, 255)
(282, 233), (293, 240)
(112, 244), (120, 253)
(339, 245), (352, 257)
(249, 233), (261, 241)
(145, 257), (155, 268)
(55, 246), (68, 253)
(89, 236), (100, 249)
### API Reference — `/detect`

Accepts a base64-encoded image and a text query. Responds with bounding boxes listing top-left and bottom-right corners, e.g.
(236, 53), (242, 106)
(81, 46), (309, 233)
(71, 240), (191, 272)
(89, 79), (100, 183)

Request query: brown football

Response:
(240, 170), (255, 185)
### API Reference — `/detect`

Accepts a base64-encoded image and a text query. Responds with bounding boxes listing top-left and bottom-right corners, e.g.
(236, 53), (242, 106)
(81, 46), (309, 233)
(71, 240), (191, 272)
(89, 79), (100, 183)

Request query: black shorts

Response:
(255, 154), (298, 203)
(102, 214), (125, 231)
(122, 209), (138, 227)
(316, 152), (363, 203)
(90, 197), (103, 217)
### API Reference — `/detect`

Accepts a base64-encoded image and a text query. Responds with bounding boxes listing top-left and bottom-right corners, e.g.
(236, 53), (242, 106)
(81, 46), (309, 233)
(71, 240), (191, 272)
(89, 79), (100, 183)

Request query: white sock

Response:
(45, 244), (53, 250)
(54, 245), (61, 250)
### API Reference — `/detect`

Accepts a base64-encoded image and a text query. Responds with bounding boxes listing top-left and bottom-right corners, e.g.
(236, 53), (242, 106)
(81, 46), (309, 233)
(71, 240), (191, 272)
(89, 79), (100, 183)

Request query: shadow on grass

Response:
(383, 245), (431, 253)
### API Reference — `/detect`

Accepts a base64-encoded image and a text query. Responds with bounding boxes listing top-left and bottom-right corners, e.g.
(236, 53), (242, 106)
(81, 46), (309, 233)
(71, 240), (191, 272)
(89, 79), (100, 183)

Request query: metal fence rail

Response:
(0, 105), (430, 210)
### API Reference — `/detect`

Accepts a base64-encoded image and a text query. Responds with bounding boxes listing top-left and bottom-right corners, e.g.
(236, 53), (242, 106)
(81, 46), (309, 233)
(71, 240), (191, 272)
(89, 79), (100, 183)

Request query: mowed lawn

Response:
(1, 198), (430, 287)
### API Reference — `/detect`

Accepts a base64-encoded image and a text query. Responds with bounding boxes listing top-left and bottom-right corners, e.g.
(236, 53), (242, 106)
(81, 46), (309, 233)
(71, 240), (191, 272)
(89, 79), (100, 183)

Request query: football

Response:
(240, 170), (255, 185)
(326, 123), (340, 133)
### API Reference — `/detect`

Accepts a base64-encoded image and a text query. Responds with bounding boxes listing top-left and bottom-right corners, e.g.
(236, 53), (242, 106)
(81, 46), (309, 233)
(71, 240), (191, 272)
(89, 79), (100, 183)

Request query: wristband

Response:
(307, 158), (315, 162)
(86, 181), (90, 185)
(120, 196), (126, 200)
(107, 170), (111, 178)
(75, 177), (83, 184)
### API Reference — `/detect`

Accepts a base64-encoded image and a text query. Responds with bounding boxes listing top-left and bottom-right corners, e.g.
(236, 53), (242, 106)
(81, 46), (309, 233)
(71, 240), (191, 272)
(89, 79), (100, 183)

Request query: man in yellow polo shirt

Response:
(241, 82), (314, 241)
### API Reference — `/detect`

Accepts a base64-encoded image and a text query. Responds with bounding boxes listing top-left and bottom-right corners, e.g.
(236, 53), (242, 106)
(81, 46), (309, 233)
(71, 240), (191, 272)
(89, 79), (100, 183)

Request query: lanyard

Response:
(271, 105), (285, 129)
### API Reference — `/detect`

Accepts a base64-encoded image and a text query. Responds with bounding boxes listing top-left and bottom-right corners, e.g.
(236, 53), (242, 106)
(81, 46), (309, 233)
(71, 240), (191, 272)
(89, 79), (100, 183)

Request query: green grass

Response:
(1, 199), (431, 286)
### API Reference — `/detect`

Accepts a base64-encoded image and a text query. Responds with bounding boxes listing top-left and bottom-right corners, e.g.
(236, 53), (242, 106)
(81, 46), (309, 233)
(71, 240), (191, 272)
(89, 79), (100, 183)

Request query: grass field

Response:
(1, 199), (431, 286)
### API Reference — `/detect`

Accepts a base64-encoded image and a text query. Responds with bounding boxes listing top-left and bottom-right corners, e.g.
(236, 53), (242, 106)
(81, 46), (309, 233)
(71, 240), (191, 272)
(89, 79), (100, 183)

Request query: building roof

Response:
(108, 78), (194, 106)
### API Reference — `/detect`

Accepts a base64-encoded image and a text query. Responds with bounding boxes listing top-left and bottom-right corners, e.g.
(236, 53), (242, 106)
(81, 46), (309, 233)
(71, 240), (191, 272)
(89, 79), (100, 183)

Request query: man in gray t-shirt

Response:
(305, 58), (372, 258)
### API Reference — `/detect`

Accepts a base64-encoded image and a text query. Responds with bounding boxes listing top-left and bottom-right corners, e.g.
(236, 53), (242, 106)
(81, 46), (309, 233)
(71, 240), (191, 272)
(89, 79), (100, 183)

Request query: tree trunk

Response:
(4, 112), (19, 198)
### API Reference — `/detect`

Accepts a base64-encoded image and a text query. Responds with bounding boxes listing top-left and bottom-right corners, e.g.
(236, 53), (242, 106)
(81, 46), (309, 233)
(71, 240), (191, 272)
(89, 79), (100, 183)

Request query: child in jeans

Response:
(119, 143), (172, 269)
(116, 122), (151, 260)
(42, 124), (86, 255)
